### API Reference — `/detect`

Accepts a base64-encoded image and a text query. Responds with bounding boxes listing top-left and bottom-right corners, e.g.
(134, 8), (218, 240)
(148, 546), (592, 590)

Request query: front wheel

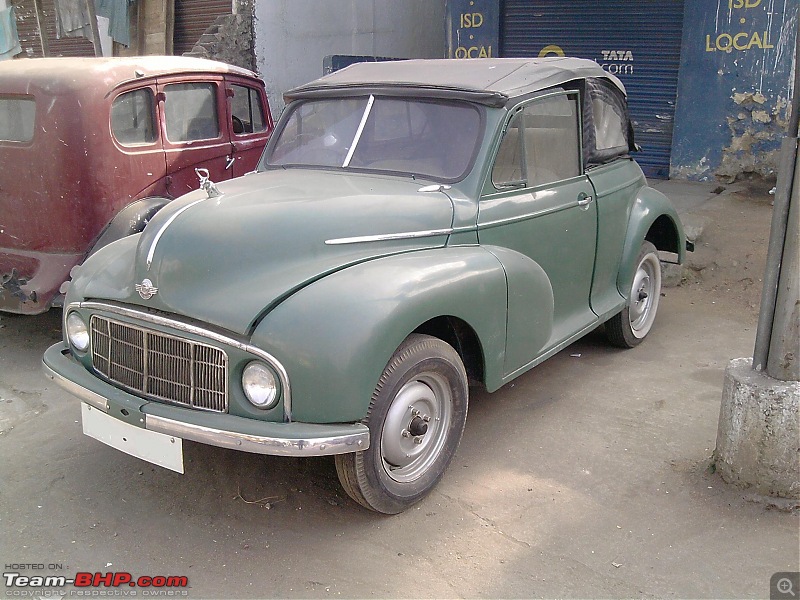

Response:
(335, 334), (469, 514)
(606, 241), (662, 348)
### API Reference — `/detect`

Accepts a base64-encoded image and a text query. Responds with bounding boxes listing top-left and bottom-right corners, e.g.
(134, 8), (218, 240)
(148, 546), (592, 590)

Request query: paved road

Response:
(1, 283), (797, 599)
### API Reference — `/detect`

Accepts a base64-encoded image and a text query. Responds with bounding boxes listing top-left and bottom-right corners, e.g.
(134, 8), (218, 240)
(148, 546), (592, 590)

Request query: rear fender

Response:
(250, 247), (509, 423)
(618, 187), (686, 296)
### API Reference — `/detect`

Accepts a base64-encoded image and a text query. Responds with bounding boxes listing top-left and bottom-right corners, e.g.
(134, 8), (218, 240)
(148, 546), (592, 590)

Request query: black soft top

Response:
(285, 57), (626, 107)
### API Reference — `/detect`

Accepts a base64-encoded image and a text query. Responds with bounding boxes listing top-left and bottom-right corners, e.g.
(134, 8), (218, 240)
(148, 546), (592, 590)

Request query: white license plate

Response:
(81, 403), (184, 473)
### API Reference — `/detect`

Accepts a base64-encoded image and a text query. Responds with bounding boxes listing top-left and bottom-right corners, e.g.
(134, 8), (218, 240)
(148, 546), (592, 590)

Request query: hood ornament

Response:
(195, 168), (222, 198)
(135, 278), (158, 300)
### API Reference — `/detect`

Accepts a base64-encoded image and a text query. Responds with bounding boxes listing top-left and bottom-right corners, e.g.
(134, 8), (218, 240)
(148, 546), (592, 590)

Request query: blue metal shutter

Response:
(501, 0), (685, 179)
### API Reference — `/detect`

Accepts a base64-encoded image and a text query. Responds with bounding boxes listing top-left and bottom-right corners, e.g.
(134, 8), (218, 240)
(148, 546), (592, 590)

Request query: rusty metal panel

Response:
(173, 0), (232, 56)
(500, 0), (685, 179)
(13, 0), (95, 58)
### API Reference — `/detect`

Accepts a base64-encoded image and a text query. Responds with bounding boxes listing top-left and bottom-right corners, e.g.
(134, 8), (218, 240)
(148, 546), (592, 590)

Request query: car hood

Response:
(76, 169), (454, 335)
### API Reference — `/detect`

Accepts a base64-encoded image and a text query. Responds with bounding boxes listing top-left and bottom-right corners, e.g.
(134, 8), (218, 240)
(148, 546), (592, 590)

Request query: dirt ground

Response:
(0, 183), (797, 599)
(677, 182), (775, 320)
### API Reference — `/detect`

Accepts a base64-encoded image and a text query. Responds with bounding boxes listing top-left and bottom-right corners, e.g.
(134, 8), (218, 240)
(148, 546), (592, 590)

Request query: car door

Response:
(157, 76), (233, 198)
(226, 77), (274, 177)
(477, 91), (598, 375)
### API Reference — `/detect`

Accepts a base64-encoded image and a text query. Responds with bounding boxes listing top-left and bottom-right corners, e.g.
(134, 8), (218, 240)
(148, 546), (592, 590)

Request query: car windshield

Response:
(263, 96), (482, 181)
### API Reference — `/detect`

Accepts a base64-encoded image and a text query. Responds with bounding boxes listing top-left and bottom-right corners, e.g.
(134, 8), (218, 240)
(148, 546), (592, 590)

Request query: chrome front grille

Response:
(90, 315), (228, 412)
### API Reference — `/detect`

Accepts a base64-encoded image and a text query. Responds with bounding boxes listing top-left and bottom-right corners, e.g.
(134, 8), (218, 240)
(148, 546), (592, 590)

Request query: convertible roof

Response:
(285, 57), (626, 107)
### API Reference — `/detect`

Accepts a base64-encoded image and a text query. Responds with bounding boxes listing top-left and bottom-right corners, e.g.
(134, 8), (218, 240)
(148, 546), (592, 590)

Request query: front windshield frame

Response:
(259, 95), (485, 184)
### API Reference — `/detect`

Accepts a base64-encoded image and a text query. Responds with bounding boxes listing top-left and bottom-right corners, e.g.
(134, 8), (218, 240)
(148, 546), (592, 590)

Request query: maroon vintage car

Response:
(0, 56), (273, 314)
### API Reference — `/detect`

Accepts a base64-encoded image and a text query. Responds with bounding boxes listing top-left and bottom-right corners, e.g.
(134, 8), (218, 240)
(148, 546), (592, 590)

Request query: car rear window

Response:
(0, 97), (35, 143)
(111, 89), (157, 146)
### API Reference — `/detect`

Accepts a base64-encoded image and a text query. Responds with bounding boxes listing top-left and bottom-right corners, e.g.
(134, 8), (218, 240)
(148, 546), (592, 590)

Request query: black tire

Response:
(335, 334), (469, 514)
(606, 241), (662, 348)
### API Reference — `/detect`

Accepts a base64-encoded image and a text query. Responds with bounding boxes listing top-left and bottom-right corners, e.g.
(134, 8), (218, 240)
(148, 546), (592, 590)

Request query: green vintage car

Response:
(44, 58), (687, 514)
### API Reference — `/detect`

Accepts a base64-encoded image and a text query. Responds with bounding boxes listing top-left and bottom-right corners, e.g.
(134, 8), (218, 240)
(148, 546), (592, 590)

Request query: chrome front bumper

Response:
(43, 342), (370, 457)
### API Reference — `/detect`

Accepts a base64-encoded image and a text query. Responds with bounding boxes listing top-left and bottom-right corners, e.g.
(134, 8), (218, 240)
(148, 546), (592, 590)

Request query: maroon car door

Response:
(157, 75), (233, 198)
(226, 77), (274, 177)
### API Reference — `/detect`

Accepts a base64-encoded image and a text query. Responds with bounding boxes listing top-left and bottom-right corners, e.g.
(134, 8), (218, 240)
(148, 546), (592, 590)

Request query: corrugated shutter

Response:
(501, 0), (684, 179)
(13, 0), (96, 58)
(173, 0), (231, 56)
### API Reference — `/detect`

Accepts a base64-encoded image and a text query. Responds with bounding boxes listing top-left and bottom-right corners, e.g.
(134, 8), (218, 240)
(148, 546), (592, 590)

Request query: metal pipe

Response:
(753, 137), (797, 371)
(767, 154), (800, 380)
(790, 29), (800, 137)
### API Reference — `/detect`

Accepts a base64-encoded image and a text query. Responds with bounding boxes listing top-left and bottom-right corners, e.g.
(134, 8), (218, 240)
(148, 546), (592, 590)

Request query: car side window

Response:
(163, 82), (220, 142)
(230, 85), (266, 135)
(111, 89), (156, 146)
(492, 93), (581, 190)
(0, 96), (36, 143)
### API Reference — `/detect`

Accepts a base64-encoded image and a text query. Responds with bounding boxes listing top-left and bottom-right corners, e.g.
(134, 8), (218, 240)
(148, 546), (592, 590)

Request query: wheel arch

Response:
(645, 213), (682, 254)
(414, 315), (485, 387)
(617, 187), (686, 296)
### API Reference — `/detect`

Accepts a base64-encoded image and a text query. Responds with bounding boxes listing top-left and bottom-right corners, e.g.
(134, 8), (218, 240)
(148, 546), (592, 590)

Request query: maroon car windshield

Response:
(264, 96), (482, 181)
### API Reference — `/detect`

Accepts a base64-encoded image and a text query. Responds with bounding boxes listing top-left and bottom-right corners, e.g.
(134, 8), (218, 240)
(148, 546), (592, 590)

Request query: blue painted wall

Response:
(670, 0), (798, 181)
(446, 0), (500, 58)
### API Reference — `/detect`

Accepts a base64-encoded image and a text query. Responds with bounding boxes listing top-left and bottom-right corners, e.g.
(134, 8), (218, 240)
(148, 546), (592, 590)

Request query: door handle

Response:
(225, 156), (235, 170)
(577, 193), (594, 209)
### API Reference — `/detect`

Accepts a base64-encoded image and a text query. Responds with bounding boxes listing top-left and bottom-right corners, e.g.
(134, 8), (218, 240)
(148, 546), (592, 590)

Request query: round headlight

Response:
(66, 312), (89, 352)
(242, 362), (278, 409)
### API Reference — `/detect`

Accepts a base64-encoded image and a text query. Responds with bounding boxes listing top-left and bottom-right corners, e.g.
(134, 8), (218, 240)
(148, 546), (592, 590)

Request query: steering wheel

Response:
(231, 115), (245, 134)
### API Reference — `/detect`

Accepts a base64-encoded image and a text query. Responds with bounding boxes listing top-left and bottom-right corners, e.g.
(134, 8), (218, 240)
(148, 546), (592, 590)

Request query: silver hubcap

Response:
(380, 373), (452, 483)
(629, 253), (661, 337)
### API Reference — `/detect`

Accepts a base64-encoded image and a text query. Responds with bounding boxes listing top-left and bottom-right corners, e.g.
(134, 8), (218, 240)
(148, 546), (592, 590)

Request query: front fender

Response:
(86, 197), (171, 259)
(251, 247), (509, 423)
(618, 187), (686, 295)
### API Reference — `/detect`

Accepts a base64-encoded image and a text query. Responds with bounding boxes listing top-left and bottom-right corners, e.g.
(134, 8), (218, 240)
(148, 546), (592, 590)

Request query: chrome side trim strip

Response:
(477, 202), (577, 230)
(146, 414), (370, 457)
(146, 198), (206, 270)
(70, 302), (293, 421)
(42, 356), (109, 412)
(325, 228), (454, 246)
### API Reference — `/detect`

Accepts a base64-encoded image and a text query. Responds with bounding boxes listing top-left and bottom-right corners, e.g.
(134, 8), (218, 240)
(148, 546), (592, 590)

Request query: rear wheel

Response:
(606, 241), (661, 348)
(335, 334), (469, 514)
